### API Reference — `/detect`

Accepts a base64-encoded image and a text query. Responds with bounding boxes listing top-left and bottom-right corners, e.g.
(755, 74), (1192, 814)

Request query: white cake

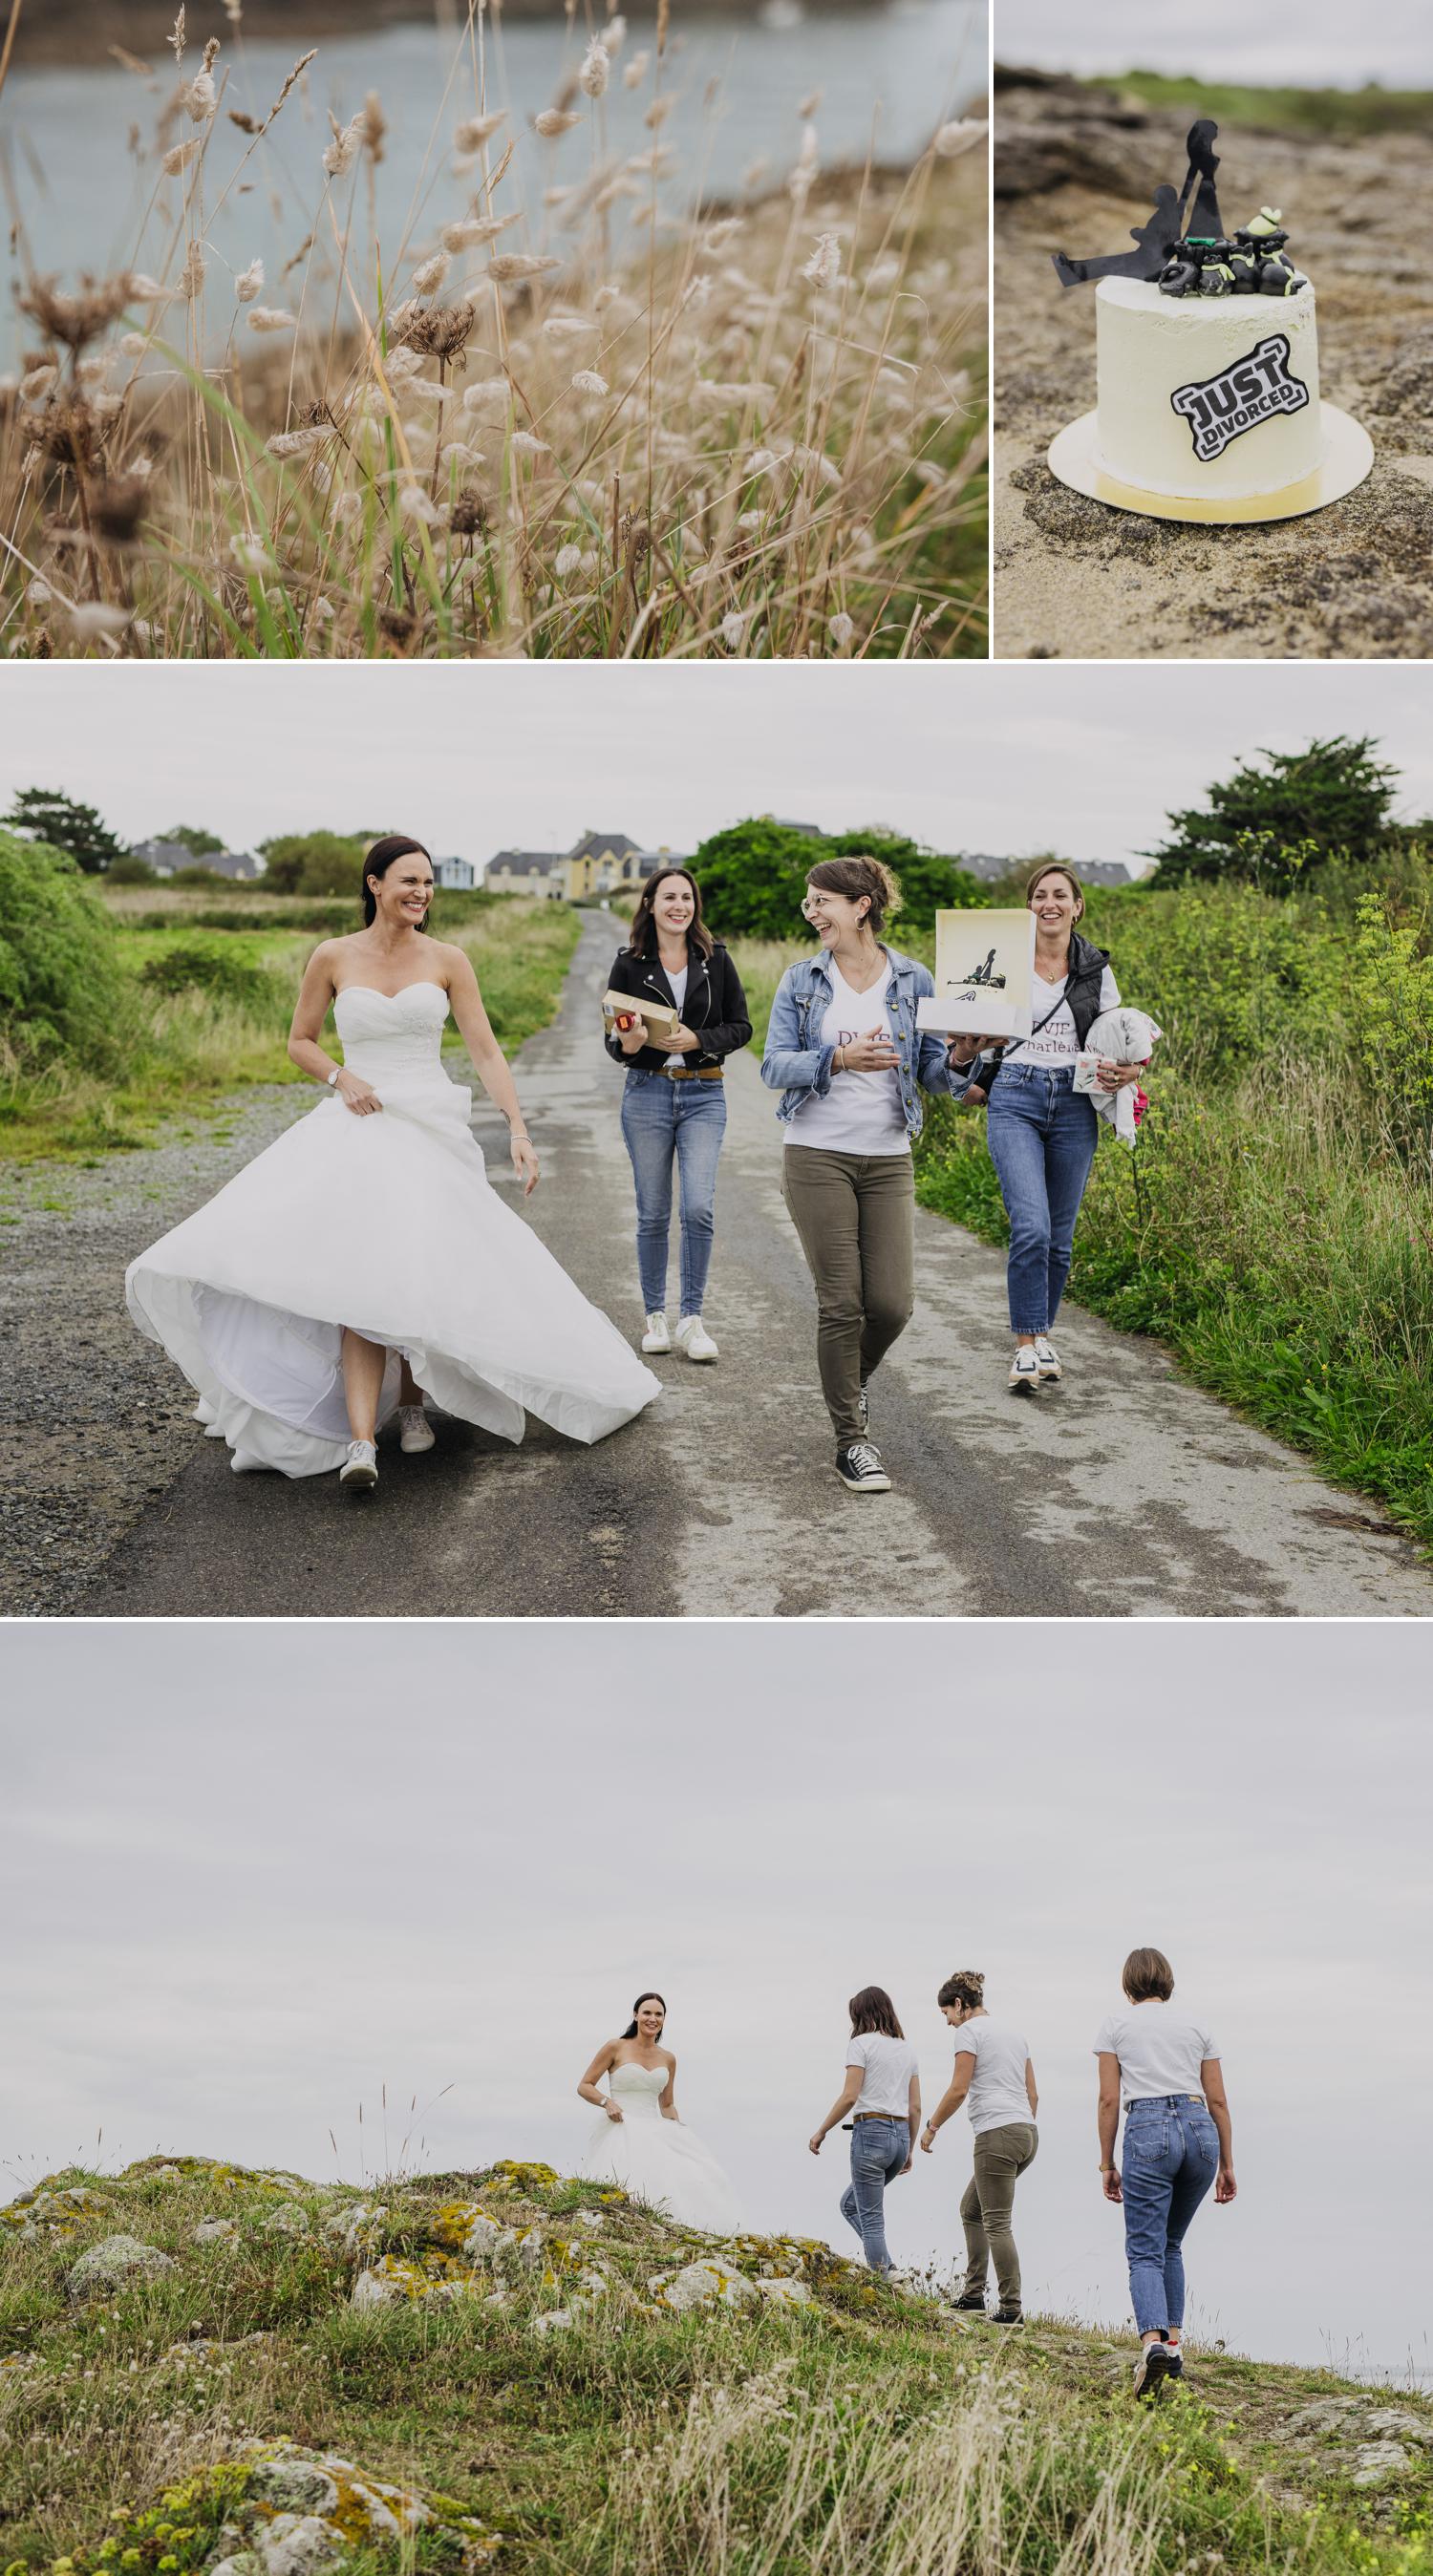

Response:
(1093, 274), (1322, 501)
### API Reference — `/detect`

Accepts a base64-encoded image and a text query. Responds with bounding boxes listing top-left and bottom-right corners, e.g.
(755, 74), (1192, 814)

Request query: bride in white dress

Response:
(578, 1992), (739, 2233)
(126, 836), (660, 1488)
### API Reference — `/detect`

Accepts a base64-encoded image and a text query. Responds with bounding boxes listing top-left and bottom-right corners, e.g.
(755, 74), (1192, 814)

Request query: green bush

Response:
(0, 828), (132, 1072)
(138, 943), (269, 1005)
(1078, 880), (1349, 1079)
(691, 820), (992, 940)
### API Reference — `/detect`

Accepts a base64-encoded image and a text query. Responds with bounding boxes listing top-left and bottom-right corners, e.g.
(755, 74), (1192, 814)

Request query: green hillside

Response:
(2, 2160), (1429, 2576)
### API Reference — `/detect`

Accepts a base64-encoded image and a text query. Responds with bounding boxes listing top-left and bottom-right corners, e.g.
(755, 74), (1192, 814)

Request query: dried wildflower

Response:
(455, 110), (506, 152)
(168, 6), (186, 62)
(570, 369), (608, 396)
(644, 94), (673, 130)
(20, 272), (137, 351)
(462, 381), (510, 418)
(534, 109), (583, 138)
(246, 307), (298, 332)
(378, 607), (417, 650)
(509, 431), (550, 456)
(544, 314), (599, 345)
(798, 87), (823, 117)
(623, 49), (650, 87)
(554, 542), (582, 577)
(119, 331), (149, 356)
(184, 69), (217, 121)
(363, 92), (388, 163)
(398, 484), (443, 525)
(179, 242), (206, 301)
(802, 231), (842, 290)
(223, 0), (242, 20)
(488, 253), (561, 284)
(162, 138), (203, 177)
(827, 611), (854, 650)
(580, 38), (610, 97)
(323, 112), (364, 179)
(235, 258), (265, 304)
(391, 299), (477, 361)
(129, 275), (168, 306)
(90, 475), (150, 543)
(27, 577), (53, 607)
(410, 251), (452, 297)
(932, 117), (988, 160)
(719, 610), (746, 649)
(450, 489), (489, 536)
(229, 533), (273, 574)
(266, 427), (326, 458)
(693, 379), (774, 411)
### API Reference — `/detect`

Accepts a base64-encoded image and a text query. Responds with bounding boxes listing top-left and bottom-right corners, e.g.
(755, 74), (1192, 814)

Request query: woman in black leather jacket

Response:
(606, 867), (752, 1362)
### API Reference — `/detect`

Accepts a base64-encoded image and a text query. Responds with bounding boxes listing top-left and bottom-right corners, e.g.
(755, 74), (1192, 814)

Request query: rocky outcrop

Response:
(65, 2235), (178, 2299)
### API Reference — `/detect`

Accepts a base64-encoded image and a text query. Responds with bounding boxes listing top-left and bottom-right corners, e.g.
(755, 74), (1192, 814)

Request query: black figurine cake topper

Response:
(1052, 119), (1307, 300)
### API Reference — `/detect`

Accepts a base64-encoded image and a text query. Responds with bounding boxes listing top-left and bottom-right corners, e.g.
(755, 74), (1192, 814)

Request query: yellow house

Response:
(559, 832), (643, 901)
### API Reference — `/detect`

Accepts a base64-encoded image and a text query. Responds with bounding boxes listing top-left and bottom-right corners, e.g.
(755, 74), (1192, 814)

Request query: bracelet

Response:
(509, 1130), (533, 1143)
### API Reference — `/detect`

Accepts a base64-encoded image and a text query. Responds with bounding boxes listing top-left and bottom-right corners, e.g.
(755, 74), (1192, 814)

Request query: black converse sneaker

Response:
(835, 1441), (891, 1493)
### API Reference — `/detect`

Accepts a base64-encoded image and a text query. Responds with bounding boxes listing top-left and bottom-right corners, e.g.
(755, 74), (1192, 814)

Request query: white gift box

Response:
(915, 907), (1037, 1037)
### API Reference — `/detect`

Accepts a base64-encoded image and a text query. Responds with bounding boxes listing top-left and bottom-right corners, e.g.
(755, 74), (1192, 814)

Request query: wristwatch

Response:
(327, 1069), (340, 1086)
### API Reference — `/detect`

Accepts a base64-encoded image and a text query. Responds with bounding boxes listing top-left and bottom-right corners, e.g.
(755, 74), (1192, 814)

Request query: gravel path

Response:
(0, 1088), (315, 1617)
(994, 75), (1433, 659)
(10, 910), (1430, 1621)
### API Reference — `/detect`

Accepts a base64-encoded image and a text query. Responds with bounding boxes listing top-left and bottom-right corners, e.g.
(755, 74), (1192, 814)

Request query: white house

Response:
(433, 854), (476, 890)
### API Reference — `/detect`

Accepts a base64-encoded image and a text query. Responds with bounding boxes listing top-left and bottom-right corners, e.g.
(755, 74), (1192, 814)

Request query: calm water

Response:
(1004, 0), (1430, 85)
(1, 0), (986, 363)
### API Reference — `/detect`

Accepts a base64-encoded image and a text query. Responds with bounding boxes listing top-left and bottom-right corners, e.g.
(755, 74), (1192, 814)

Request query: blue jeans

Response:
(984, 1065), (1099, 1335)
(840, 2117), (909, 2271)
(619, 1071), (728, 1318)
(1121, 2097), (1220, 2336)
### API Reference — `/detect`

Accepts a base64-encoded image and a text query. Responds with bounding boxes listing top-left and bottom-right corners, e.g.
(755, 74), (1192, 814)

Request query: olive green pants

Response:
(960, 2121), (1038, 2314)
(781, 1146), (915, 1448)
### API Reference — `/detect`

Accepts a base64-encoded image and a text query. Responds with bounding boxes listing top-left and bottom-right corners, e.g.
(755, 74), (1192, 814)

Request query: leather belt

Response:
(663, 1065), (723, 1082)
(851, 2110), (905, 2123)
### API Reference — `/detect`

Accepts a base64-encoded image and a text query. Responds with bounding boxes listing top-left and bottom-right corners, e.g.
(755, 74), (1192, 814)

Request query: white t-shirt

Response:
(786, 963), (909, 1155)
(953, 2015), (1035, 2135)
(1092, 2000), (1219, 2101)
(845, 2031), (919, 2119)
(1000, 965), (1121, 1070)
(664, 962), (689, 1070)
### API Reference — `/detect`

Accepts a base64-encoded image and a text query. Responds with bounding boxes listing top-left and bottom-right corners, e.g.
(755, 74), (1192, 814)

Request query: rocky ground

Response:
(2, 2157), (1429, 2576)
(0, 1088), (311, 1618)
(994, 71), (1433, 658)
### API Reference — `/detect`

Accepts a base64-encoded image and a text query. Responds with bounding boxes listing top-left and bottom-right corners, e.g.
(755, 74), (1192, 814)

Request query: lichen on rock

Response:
(65, 2236), (178, 2300)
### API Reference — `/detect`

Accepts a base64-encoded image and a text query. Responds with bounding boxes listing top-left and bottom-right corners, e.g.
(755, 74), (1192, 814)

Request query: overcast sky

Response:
(1002, 0), (1432, 85)
(4, 664), (1433, 871)
(4, 1620), (1428, 2386)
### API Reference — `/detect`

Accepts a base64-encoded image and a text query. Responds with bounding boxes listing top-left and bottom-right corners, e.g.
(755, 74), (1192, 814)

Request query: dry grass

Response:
(0, 11), (988, 659)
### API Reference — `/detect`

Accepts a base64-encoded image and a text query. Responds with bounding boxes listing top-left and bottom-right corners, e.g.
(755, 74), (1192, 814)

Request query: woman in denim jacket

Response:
(760, 856), (959, 1494)
(950, 863), (1144, 1395)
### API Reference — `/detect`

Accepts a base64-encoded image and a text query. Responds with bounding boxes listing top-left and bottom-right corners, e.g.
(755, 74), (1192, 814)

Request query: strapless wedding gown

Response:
(125, 982), (660, 1478)
(583, 2063), (739, 2233)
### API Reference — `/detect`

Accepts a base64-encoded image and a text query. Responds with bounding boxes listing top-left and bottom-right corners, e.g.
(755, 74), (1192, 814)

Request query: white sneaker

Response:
(641, 1312), (672, 1354)
(339, 1439), (378, 1490)
(674, 1315), (719, 1363)
(1009, 1348), (1042, 1395)
(398, 1406), (435, 1454)
(1033, 1336), (1062, 1381)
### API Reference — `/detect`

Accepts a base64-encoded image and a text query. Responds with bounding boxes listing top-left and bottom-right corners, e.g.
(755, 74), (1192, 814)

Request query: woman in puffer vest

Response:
(951, 863), (1144, 1394)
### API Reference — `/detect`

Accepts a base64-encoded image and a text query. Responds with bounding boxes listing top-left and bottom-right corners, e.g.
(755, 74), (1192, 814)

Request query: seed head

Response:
(455, 111), (506, 152)
(580, 38), (610, 97)
(534, 109), (583, 138)
(168, 7), (186, 62)
(488, 253), (562, 284)
(719, 611), (746, 649)
(802, 231), (842, 290)
(827, 611), (854, 650)
(570, 369), (608, 396)
(390, 298), (478, 360)
(363, 92), (388, 163)
(235, 259), (265, 304)
(229, 533), (273, 574)
(554, 542), (582, 577)
(450, 489), (489, 536)
(246, 307), (298, 332)
(179, 242), (206, 301)
(933, 117), (987, 160)
(623, 49), (650, 87)
(184, 69), (217, 121)
(90, 475), (150, 544)
(439, 213), (518, 251)
(323, 112), (365, 179)
(162, 139), (203, 177)
(410, 252), (452, 297)
(65, 602), (131, 644)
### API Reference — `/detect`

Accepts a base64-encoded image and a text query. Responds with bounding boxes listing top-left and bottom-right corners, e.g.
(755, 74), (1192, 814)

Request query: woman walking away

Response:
(1096, 1946), (1236, 2400)
(607, 867), (752, 1362)
(950, 863), (1144, 1395)
(920, 1969), (1037, 2325)
(762, 858), (960, 1494)
(578, 1990), (739, 2231)
(128, 836), (658, 1489)
(809, 1985), (920, 2276)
